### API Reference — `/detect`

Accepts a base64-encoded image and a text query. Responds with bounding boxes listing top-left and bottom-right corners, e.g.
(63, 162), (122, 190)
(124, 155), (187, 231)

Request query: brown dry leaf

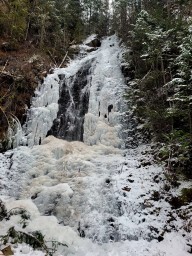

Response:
(2, 245), (14, 255)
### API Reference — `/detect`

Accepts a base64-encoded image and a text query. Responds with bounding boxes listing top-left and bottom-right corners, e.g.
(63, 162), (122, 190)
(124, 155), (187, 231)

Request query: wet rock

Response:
(141, 161), (151, 167)
(158, 236), (164, 242)
(187, 243), (192, 254)
(127, 179), (134, 183)
(86, 47), (98, 53)
(153, 175), (160, 183)
(58, 74), (65, 80)
(78, 222), (85, 238)
(163, 184), (171, 192)
(149, 226), (159, 234)
(122, 186), (131, 192)
(107, 217), (115, 222)
(151, 191), (160, 201)
(121, 63), (135, 80)
(48, 60), (92, 141)
(105, 178), (111, 185)
(31, 192), (38, 200)
(86, 38), (101, 48)
(169, 196), (183, 209)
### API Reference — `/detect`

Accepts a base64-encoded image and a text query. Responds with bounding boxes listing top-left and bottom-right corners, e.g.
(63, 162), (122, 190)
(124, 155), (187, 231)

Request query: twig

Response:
(59, 51), (68, 68)
(0, 86), (12, 102)
(139, 67), (152, 84)
(47, 50), (58, 66)
(0, 71), (14, 78)
(67, 56), (72, 62)
(0, 60), (8, 74)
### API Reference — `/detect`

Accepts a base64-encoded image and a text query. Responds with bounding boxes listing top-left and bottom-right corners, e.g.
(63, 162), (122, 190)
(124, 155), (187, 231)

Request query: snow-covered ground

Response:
(0, 36), (191, 255)
(0, 140), (191, 255)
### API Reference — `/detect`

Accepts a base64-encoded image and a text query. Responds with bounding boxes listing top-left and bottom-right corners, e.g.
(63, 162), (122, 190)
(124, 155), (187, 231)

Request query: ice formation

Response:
(83, 37), (127, 148)
(20, 73), (60, 147)
(22, 35), (127, 148)
(0, 36), (191, 256)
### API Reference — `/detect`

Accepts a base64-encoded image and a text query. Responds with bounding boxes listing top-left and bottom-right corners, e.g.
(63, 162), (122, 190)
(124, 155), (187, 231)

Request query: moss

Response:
(169, 196), (183, 209)
(180, 188), (192, 204)
(169, 188), (192, 209)
(164, 173), (180, 187)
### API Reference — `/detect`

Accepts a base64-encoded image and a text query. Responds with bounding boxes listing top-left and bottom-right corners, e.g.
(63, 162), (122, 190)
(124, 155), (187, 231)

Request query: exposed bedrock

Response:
(47, 60), (94, 141)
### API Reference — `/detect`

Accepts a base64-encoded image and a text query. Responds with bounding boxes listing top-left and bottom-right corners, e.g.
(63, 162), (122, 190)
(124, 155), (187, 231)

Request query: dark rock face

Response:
(47, 60), (94, 141)
(86, 38), (101, 48)
(121, 64), (135, 82)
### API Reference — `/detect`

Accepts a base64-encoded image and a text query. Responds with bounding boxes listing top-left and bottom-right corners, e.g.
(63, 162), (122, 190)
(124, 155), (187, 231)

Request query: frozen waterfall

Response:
(22, 35), (127, 148)
(0, 36), (190, 256)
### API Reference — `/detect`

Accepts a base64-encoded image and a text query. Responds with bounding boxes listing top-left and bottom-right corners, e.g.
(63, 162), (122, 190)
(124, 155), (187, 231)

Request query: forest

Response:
(0, 0), (192, 178)
(0, 1), (192, 255)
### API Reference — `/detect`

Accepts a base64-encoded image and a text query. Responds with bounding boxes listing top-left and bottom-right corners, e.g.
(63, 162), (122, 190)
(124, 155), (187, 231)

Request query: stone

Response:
(86, 38), (101, 48)
(122, 186), (131, 192)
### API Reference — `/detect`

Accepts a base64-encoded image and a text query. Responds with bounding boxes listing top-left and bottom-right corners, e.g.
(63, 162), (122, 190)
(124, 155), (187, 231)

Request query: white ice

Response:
(84, 36), (127, 148)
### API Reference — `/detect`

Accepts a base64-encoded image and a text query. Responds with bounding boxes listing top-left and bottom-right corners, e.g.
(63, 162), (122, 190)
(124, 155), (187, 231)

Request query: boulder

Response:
(86, 38), (101, 48)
